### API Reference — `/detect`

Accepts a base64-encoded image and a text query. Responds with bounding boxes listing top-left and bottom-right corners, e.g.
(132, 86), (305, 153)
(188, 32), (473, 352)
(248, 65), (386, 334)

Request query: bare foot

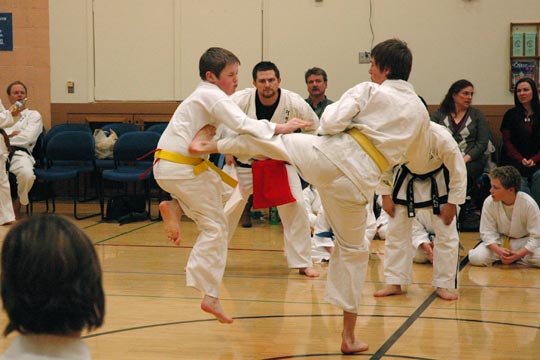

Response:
(373, 284), (403, 297)
(159, 200), (182, 246)
(188, 125), (217, 155)
(299, 267), (320, 278)
(436, 287), (458, 301)
(201, 295), (234, 324)
(341, 332), (369, 354)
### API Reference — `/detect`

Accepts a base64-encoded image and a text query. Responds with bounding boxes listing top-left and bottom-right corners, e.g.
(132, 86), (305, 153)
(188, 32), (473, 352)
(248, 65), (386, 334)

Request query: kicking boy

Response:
(469, 166), (540, 267)
(189, 39), (431, 353)
(154, 47), (310, 324)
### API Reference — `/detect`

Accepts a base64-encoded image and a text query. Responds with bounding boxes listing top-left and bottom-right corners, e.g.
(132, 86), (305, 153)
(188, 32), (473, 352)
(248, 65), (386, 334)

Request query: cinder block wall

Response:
(0, 0), (50, 128)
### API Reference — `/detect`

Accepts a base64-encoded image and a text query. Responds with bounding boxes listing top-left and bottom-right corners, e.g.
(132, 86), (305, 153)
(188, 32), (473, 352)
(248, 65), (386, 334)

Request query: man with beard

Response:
(222, 61), (320, 277)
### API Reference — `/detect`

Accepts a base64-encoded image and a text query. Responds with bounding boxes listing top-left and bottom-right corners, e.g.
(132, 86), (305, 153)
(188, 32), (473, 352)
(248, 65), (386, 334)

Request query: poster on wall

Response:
(0, 13), (13, 51)
(511, 60), (535, 90)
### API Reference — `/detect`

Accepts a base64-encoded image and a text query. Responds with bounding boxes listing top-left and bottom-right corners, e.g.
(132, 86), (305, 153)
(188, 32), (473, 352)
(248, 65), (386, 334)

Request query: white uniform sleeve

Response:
(479, 198), (501, 246)
(9, 110), (42, 149)
(524, 200), (540, 252)
(433, 125), (467, 205)
(317, 83), (372, 135)
(211, 97), (276, 139)
(0, 100), (15, 128)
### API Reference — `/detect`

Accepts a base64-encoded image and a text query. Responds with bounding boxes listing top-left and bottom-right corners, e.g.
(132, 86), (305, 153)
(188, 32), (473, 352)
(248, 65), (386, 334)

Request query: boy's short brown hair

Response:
(490, 166), (521, 192)
(199, 47), (240, 81)
(371, 39), (412, 81)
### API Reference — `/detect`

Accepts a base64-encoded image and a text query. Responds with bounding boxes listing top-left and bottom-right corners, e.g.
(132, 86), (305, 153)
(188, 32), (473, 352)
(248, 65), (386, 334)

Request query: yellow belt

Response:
(154, 149), (238, 188)
(346, 128), (389, 173)
(502, 236), (511, 249)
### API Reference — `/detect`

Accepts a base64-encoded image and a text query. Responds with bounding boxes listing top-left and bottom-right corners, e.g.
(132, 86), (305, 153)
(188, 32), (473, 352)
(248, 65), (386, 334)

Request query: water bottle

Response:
(10, 98), (27, 113)
(269, 207), (280, 225)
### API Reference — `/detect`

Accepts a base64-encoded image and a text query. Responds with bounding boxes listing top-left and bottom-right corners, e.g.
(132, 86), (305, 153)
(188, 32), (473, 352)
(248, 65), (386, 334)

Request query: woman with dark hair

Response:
(1, 214), (105, 359)
(500, 77), (540, 206)
(431, 79), (489, 216)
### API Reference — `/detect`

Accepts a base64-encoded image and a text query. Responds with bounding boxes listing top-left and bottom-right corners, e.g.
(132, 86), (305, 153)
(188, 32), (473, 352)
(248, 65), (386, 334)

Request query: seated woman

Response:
(499, 77), (540, 206)
(1, 214), (105, 359)
(431, 79), (489, 226)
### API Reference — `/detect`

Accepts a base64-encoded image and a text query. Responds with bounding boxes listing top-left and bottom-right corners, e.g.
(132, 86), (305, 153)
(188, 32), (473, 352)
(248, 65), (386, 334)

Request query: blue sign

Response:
(0, 13), (13, 51)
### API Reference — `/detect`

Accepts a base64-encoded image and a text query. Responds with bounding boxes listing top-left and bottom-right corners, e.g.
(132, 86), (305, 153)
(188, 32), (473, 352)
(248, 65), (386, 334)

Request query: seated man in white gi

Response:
(469, 166), (540, 267)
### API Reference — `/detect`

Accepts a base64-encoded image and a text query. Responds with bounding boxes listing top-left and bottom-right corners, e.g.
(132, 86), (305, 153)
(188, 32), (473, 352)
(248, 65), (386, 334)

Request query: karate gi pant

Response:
(156, 170), (228, 298)
(224, 163), (313, 269)
(469, 237), (540, 267)
(0, 153), (15, 224)
(384, 205), (460, 289)
(8, 150), (35, 205)
(218, 133), (371, 313)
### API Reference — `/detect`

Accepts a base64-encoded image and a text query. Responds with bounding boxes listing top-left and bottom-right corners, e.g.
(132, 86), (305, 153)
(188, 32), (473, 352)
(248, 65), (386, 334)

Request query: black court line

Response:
(82, 311), (537, 358)
(369, 244), (476, 360)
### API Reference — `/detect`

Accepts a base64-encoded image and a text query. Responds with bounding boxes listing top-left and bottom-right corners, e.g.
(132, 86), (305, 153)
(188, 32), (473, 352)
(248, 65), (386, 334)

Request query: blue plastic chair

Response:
(101, 123), (140, 137)
(100, 131), (161, 220)
(45, 124), (92, 150)
(32, 131), (100, 219)
(146, 123), (168, 134)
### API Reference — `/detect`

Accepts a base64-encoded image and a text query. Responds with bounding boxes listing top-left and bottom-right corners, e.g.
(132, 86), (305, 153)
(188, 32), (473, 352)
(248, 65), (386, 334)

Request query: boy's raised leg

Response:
(201, 295), (234, 324)
(159, 200), (182, 246)
(188, 125), (218, 155)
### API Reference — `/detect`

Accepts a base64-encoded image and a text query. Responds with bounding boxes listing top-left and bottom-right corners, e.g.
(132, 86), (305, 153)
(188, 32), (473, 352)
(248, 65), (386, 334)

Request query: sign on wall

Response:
(0, 13), (13, 51)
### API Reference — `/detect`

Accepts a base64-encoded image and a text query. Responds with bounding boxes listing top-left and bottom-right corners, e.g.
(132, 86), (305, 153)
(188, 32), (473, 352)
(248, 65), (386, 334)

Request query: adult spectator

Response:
(223, 61), (320, 277)
(4, 81), (43, 218)
(304, 67), (333, 118)
(431, 79), (489, 229)
(500, 77), (540, 206)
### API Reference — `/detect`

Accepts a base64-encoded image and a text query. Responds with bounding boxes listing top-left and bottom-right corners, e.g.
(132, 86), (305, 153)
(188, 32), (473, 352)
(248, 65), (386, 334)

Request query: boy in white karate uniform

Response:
(189, 39), (431, 354)
(154, 47), (310, 324)
(374, 122), (467, 300)
(469, 166), (540, 267)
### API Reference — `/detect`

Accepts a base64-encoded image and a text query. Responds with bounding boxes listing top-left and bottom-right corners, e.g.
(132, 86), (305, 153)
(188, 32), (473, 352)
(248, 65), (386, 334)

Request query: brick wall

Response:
(0, 0), (50, 127)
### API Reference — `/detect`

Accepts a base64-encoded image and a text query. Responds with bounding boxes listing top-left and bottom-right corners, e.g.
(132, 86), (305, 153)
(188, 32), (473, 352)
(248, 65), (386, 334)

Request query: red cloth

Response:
(251, 160), (296, 209)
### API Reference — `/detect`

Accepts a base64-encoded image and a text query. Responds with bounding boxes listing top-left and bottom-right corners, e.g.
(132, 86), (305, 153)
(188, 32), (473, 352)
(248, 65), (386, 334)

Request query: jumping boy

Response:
(188, 39), (431, 353)
(154, 47), (310, 324)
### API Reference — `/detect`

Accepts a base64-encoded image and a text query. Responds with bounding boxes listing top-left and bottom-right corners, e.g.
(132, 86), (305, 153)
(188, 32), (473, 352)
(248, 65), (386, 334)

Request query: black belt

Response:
(392, 165), (449, 218)
(8, 146), (31, 163)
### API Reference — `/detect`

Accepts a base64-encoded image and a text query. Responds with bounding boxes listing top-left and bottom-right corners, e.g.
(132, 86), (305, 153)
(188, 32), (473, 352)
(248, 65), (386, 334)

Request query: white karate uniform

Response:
(377, 123), (467, 289)
(224, 87), (320, 269)
(217, 79), (430, 313)
(469, 192), (540, 267)
(154, 81), (277, 297)
(4, 108), (42, 206)
(411, 209), (436, 264)
(0, 100), (16, 224)
(0, 335), (91, 360)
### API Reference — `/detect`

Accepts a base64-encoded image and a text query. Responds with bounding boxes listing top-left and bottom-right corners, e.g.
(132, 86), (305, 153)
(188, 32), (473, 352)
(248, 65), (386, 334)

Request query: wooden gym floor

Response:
(0, 201), (539, 359)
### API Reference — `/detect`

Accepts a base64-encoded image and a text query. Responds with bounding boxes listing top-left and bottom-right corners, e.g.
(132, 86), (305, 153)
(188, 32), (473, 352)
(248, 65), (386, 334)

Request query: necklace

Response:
(525, 115), (531, 123)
